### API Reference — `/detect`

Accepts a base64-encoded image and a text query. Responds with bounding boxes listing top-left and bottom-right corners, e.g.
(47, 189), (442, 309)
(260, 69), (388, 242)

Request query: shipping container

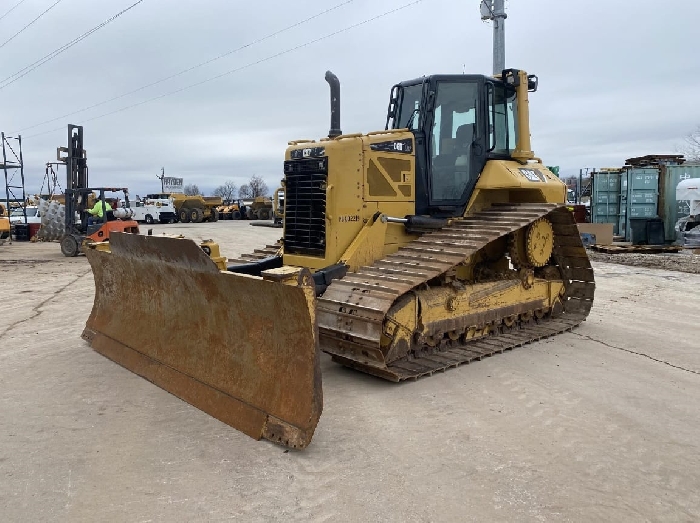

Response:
(591, 171), (622, 235)
(592, 168), (659, 241)
(658, 164), (700, 242)
(591, 161), (700, 243)
(625, 168), (659, 218)
(622, 168), (660, 242)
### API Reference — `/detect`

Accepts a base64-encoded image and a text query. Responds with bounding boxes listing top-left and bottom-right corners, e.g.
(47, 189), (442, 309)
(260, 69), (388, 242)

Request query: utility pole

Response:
(480, 0), (507, 75)
(492, 0), (506, 75)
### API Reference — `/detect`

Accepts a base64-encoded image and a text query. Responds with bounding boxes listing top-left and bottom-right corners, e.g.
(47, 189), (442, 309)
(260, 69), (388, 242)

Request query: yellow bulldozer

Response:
(0, 203), (10, 242)
(81, 69), (594, 450)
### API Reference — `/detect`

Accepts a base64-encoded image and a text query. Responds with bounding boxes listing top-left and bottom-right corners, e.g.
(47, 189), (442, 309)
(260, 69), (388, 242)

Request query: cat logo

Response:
(519, 168), (547, 183)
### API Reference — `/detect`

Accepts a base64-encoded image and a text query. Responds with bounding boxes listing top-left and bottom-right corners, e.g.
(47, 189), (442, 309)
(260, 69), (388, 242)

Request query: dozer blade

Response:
(81, 232), (322, 449)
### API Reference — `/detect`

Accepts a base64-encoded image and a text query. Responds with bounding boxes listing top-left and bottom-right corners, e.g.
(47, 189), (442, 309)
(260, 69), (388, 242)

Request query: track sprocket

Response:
(525, 218), (554, 267)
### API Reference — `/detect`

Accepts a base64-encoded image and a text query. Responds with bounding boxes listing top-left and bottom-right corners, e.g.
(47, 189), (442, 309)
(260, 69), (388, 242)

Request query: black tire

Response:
(232, 210), (241, 220)
(179, 208), (191, 223)
(210, 209), (219, 222)
(60, 235), (80, 257)
(190, 207), (204, 223)
(257, 208), (270, 220)
(246, 208), (256, 220)
(145, 214), (154, 224)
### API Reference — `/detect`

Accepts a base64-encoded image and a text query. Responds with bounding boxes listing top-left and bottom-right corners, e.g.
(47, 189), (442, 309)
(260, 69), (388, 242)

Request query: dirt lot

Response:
(587, 249), (700, 274)
(1, 221), (700, 522)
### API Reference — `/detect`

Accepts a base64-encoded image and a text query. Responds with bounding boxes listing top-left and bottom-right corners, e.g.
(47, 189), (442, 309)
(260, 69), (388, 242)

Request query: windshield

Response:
(429, 81), (480, 201)
(11, 207), (37, 217)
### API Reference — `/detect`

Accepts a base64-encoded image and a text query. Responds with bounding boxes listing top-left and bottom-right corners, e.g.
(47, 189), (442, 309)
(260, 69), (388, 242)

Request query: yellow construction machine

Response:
(170, 193), (222, 223)
(0, 203), (10, 242)
(81, 69), (595, 449)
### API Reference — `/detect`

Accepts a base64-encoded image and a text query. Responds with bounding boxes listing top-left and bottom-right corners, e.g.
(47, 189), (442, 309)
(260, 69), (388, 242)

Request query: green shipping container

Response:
(592, 168), (659, 241)
(591, 171), (622, 235)
(619, 168), (659, 242)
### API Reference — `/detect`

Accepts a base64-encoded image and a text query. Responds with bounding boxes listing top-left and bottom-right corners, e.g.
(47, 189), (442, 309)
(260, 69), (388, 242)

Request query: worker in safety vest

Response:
(87, 199), (112, 226)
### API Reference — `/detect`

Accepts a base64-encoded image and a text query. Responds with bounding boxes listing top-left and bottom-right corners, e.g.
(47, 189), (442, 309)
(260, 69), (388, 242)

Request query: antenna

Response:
(480, 0), (493, 20)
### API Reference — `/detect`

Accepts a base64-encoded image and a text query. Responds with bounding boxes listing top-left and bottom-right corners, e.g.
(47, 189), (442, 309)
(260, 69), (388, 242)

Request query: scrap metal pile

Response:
(36, 199), (66, 241)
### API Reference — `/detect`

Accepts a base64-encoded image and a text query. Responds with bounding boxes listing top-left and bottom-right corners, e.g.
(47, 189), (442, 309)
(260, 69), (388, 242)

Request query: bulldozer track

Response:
(316, 203), (594, 381)
(229, 203), (594, 382)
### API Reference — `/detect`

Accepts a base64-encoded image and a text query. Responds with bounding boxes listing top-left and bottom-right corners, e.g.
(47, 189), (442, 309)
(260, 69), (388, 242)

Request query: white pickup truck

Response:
(126, 197), (177, 224)
(9, 206), (42, 224)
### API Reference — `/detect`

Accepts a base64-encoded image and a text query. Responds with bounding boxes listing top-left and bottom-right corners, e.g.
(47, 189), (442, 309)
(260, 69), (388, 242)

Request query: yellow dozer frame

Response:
(82, 69), (594, 449)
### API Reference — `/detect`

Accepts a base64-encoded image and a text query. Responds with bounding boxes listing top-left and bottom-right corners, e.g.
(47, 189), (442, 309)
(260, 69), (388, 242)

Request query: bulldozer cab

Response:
(386, 69), (535, 217)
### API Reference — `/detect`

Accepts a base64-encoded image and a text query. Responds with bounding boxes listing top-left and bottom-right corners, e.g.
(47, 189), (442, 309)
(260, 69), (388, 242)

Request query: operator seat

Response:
(430, 124), (475, 200)
(453, 124), (474, 196)
(454, 124), (474, 160)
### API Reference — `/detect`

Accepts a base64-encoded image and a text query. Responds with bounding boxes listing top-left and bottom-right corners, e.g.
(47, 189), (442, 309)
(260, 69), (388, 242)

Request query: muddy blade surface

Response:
(82, 233), (321, 449)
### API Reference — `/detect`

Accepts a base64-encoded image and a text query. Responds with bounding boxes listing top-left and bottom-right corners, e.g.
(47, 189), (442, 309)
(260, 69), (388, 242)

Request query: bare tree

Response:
(680, 126), (700, 162)
(238, 184), (251, 199)
(248, 174), (269, 198)
(238, 176), (269, 199)
(183, 183), (201, 196)
(213, 180), (238, 202)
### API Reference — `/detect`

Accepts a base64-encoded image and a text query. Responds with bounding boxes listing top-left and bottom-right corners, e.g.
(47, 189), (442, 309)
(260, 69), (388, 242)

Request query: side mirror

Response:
(527, 75), (538, 92)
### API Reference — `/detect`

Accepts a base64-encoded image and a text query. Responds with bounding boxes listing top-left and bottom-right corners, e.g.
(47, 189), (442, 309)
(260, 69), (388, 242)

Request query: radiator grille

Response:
(283, 157), (328, 257)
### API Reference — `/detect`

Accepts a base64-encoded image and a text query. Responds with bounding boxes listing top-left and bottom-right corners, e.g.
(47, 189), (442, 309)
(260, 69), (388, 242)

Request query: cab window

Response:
(397, 84), (423, 130)
(488, 82), (517, 154)
(429, 82), (479, 201)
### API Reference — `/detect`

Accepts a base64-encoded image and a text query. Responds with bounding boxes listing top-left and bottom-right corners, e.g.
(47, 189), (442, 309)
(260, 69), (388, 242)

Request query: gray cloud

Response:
(2, 0), (698, 195)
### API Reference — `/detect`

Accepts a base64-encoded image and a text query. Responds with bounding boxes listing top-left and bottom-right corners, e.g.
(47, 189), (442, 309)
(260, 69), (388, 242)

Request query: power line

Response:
(0, 0), (29, 23)
(25, 0), (425, 140)
(0, 0), (145, 90)
(0, 0), (64, 50)
(15, 0), (355, 133)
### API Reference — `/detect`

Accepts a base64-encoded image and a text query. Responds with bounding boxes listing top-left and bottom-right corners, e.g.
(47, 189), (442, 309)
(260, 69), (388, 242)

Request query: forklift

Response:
(59, 125), (139, 257)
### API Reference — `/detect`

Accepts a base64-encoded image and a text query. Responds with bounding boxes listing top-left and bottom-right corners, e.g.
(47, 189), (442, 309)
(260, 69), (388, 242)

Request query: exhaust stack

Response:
(325, 70), (341, 138)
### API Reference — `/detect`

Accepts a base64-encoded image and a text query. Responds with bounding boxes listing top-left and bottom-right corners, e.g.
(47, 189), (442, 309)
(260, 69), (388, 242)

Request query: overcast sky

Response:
(1, 0), (698, 197)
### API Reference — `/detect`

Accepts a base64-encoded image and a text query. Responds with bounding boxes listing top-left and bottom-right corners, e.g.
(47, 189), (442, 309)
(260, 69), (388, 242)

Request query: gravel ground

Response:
(2, 221), (700, 522)
(587, 249), (700, 274)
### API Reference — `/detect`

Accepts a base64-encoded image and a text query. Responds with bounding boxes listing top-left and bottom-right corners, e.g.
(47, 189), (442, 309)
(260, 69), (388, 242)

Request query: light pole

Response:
(480, 0), (507, 75)
(157, 167), (165, 192)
